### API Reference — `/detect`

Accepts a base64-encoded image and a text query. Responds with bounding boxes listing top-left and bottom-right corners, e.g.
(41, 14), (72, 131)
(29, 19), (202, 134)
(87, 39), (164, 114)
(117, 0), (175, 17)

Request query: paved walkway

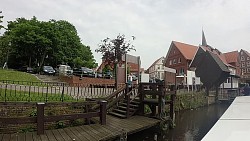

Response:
(202, 96), (250, 141)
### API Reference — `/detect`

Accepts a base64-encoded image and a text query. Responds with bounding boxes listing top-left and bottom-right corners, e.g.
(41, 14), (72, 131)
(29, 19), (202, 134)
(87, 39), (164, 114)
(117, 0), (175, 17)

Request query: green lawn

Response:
(0, 69), (40, 82)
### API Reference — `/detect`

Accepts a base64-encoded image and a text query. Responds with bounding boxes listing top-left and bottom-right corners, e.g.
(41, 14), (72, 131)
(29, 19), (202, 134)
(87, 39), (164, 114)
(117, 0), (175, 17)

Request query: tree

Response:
(96, 34), (136, 66)
(1, 17), (97, 69)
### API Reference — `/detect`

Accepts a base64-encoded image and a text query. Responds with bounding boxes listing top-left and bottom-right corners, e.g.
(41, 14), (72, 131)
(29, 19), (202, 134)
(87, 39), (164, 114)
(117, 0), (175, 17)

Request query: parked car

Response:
(18, 66), (34, 73)
(96, 72), (103, 78)
(73, 67), (95, 77)
(58, 65), (73, 76)
(41, 66), (56, 75)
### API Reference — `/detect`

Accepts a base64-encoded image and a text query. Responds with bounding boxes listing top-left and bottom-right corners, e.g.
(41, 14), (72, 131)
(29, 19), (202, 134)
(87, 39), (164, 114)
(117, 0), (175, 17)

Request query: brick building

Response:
(239, 49), (250, 84)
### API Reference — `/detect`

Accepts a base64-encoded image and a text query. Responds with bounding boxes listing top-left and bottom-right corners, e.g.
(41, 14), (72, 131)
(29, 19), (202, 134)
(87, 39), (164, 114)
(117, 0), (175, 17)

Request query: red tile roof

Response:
(224, 51), (239, 64)
(173, 41), (198, 60)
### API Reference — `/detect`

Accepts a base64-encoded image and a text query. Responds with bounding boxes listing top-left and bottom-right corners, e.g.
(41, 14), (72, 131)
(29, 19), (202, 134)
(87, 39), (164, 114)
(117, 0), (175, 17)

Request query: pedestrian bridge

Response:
(202, 96), (250, 141)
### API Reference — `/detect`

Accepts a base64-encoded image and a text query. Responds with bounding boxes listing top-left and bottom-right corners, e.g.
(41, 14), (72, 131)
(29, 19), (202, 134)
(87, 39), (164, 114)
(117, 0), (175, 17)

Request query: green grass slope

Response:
(0, 69), (40, 82)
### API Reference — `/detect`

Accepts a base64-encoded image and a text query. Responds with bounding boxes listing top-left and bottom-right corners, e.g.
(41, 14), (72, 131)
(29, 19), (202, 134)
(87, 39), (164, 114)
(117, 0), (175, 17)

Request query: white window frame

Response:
(178, 58), (181, 63)
(242, 69), (246, 73)
(169, 60), (172, 65)
(247, 57), (250, 60)
(247, 62), (250, 67)
(241, 56), (245, 61)
(242, 62), (245, 67)
(173, 59), (176, 64)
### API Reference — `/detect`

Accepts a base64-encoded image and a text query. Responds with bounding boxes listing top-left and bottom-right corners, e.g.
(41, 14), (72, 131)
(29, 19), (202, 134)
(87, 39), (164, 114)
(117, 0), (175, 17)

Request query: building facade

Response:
(147, 57), (165, 80)
(239, 49), (250, 84)
(164, 41), (198, 84)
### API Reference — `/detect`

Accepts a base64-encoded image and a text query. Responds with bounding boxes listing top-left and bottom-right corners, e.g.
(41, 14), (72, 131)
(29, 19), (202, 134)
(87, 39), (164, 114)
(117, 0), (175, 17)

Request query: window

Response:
(241, 51), (244, 55)
(242, 69), (246, 73)
(179, 68), (184, 75)
(241, 56), (245, 61)
(248, 57), (250, 60)
(158, 65), (160, 70)
(173, 59), (176, 64)
(248, 68), (250, 73)
(162, 60), (164, 63)
(242, 62), (245, 67)
(247, 62), (250, 67)
(169, 60), (172, 65)
(178, 58), (182, 63)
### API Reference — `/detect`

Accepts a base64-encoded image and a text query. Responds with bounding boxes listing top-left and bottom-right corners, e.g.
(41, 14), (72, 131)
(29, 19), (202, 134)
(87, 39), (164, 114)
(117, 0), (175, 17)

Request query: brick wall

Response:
(60, 76), (115, 85)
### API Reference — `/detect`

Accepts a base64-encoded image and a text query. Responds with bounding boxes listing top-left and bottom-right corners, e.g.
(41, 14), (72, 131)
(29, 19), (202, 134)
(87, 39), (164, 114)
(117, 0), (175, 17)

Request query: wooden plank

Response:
(73, 126), (93, 141)
(2, 134), (11, 141)
(88, 124), (109, 140)
(68, 127), (89, 141)
(63, 127), (81, 141)
(9, 133), (18, 141)
(0, 134), (3, 141)
(44, 112), (99, 122)
(0, 117), (36, 125)
(32, 132), (41, 141)
(17, 133), (25, 141)
(51, 130), (65, 141)
(44, 130), (57, 141)
(25, 132), (33, 141)
(39, 134), (49, 141)
(57, 129), (71, 141)
(79, 126), (99, 141)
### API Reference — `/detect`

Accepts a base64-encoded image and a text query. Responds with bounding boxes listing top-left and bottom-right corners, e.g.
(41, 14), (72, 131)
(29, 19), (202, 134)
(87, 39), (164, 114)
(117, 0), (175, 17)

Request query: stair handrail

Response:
(125, 84), (139, 118)
(91, 85), (126, 111)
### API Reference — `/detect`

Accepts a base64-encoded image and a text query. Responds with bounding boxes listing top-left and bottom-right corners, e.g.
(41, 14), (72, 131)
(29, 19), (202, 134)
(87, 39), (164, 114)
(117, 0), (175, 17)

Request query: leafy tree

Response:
(1, 17), (96, 70)
(96, 34), (136, 66)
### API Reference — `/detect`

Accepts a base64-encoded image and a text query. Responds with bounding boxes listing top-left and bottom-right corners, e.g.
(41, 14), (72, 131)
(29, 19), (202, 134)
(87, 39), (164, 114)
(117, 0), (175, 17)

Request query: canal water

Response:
(128, 103), (230, 141)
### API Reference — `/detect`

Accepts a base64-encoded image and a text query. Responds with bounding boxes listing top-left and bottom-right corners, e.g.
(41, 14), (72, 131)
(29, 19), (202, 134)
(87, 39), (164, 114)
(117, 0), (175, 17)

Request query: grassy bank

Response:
(174, 91), (207, 111)
(0, 69), (40, 82)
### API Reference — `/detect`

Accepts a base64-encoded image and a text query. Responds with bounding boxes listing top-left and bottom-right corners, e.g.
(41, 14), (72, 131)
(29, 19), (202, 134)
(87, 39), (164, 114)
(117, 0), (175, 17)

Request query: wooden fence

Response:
(0, 101), (107, 135)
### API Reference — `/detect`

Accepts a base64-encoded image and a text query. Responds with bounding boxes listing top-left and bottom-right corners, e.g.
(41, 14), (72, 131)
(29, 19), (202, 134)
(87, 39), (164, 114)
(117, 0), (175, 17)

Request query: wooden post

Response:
(86, 105), (90, 124)
(139, 84), (144, 115)
(126, 83), (130, 118)
(37, 102), (45, 135)
(100, 100), (107, 125)
(158, 84), (163, 117)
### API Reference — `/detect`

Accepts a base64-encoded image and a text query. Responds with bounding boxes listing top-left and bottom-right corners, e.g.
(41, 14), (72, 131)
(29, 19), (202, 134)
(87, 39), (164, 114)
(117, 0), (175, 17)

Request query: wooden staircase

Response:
(109, 99), (140, 118)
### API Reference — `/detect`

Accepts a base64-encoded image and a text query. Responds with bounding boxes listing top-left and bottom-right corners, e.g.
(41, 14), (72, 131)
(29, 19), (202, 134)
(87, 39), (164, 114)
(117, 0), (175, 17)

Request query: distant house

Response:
(147, 57), (165, 80)
(164, 41), (198, 85)
(239, 49), (250, 84)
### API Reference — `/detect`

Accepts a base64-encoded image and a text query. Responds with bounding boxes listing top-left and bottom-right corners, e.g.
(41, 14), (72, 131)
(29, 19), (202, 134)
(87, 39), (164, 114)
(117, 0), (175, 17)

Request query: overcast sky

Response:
(1, 0), (250, 69)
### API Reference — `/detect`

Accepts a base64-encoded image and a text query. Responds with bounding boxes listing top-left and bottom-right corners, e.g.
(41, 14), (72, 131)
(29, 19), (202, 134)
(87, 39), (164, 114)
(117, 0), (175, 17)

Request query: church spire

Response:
(202, 30), (207, 46)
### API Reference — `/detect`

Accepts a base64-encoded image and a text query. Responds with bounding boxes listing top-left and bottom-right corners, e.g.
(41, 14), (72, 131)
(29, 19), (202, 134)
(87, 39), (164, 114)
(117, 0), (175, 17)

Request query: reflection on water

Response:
(128, 103), (230, 141)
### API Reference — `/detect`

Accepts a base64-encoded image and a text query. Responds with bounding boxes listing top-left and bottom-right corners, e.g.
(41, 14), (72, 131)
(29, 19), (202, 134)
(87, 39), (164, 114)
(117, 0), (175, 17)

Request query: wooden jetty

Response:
(202, 96), (250, 141)
(0, 115), (160, 141)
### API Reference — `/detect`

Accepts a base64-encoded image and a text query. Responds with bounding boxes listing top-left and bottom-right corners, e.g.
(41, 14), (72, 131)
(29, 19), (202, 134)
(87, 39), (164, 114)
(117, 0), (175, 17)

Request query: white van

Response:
(58, 65), (73, 76)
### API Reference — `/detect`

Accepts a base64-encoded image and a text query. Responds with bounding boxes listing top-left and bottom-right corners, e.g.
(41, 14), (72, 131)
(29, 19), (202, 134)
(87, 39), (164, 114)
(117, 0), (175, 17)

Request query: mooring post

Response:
(37, 102), (45, 135)
(100, 100), (107, 125)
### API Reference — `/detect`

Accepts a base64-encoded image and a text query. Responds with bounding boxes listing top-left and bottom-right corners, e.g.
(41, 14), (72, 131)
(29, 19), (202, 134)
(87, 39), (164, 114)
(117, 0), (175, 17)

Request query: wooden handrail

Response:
(0, 101), (107, 135)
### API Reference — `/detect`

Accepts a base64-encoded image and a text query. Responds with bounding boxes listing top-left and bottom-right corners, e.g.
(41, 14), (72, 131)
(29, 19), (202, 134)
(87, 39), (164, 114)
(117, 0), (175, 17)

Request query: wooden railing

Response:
(0, 101), (107, 135)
